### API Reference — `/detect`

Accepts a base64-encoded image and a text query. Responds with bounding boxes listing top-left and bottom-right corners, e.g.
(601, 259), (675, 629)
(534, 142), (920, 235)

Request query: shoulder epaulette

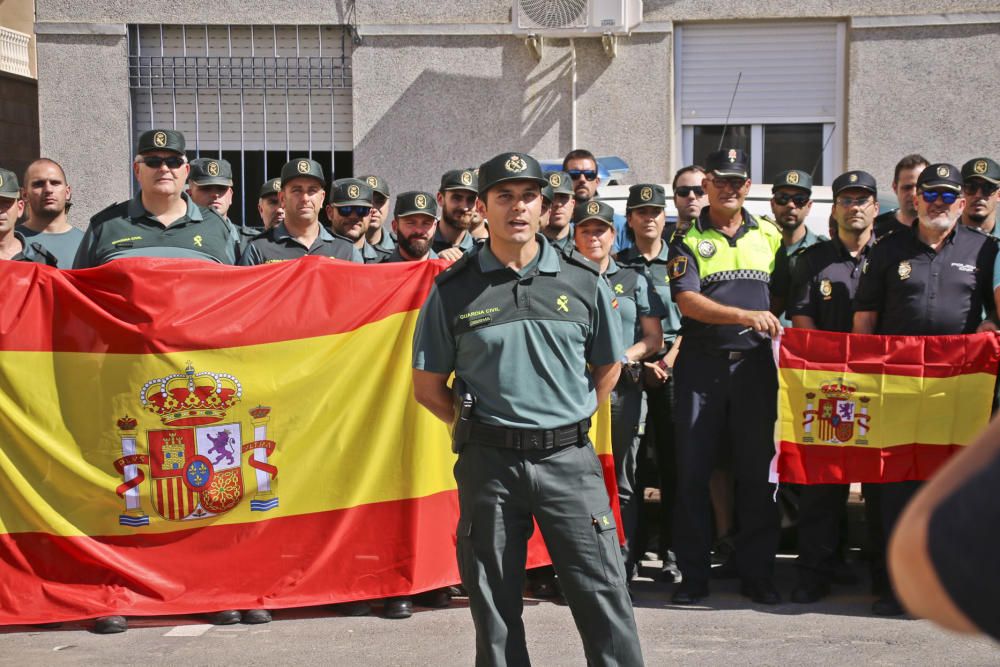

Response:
(89, 201), (128, 226)
(965, 225), (1000, 243)
(28, 242), (59, 267)
(872, 228), (898, 245)
(563, 248), (601, 275)
(434, 250), (474, 285)
(670, 218), (694, 243)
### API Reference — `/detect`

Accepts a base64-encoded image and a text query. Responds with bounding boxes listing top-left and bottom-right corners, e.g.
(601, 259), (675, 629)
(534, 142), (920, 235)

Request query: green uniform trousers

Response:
(609, 376), (644, 575)
(455, 439), (644, 667)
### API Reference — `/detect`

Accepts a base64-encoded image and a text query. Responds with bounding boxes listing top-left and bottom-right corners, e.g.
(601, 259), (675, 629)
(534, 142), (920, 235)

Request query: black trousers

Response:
(672, 344), (780, 586)
(796, 483), (850, 585)
(643, 378), (677, 556)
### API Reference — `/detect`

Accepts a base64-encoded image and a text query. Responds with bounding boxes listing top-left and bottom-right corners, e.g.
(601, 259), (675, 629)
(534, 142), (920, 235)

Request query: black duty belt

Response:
(686, 343), (767, 362)
(468, 419), (590, 451)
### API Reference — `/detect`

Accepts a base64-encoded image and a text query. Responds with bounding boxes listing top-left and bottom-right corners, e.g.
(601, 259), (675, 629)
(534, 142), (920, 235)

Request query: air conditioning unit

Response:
(512, 0), (643, 37)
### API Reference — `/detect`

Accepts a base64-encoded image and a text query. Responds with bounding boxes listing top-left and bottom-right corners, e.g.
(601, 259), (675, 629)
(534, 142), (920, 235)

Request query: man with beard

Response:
(770, 170), (827, 325)
(672, 166), (708, 227)
(257, 178), (284, 230)
(562, 149), (630, 253)
(873, 154), (928, 239)
(240, 159), (359, 265)
(960, 158), (999, 237)
(432, 168), (482, 255)
(361, 174), (395, 259)
(786, 170), (879, 605)
(540, 170), (574, 255)
(855, 163), (997, 617)
(16, 159), (81, 267)
(188, 157), (256, 252)
(325, 178), (378, 263)
(382, 191), (439, 263)
(1, 167), (57, 265)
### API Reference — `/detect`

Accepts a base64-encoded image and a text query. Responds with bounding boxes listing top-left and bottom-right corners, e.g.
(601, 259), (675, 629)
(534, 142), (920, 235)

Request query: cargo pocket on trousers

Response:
(456, 517), (474, 586)
(592, 509), (625, 587)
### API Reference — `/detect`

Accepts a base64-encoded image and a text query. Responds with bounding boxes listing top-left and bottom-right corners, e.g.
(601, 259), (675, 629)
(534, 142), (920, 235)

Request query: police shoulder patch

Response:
(668, 256), (688, 279)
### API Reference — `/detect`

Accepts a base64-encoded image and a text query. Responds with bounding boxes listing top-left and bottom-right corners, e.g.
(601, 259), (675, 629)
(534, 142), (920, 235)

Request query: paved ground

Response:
(2, 557), (996, 666)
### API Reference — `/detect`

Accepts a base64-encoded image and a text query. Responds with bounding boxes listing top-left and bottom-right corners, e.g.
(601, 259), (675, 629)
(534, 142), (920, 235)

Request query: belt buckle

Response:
(728, 351), (743, 361)
(525, 431), (541, 450)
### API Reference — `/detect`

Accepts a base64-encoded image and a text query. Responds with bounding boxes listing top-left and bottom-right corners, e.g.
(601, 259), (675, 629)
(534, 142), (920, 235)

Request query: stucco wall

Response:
(846, 22), (1000, 189)
(36, 32), (130, 227)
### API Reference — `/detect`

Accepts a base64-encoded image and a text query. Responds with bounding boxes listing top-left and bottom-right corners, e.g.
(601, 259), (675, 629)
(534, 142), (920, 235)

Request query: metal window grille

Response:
(127, 24), (353, 226)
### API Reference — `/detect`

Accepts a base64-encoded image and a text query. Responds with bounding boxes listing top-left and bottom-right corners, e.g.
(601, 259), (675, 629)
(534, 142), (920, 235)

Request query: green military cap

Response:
(626, 183), (667, 209)
(962, 157), (1000, 185)
(477, 152), (547, 196)
(189, 157), (234, 187)
(280, 158), (325, 187)
(917, 163), (962, 192)
(546, 171), (574, 196)
(440, 168), (479, 193)
(772, 170), (812, 194)
(258, 178), (282, 198)
(541, 183), (554, 203)
(137, 128), (185, 155)
(360, 174), (390, 198)
(573, 199), (615, 226)
(330, 178), (374, 206)
(0, 167), (19, 199)
(394, 191), (439, 218)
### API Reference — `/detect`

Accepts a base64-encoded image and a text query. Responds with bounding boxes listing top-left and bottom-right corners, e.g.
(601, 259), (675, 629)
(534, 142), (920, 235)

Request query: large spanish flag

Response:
(0, 258), (618, 625)
(776, 328), (1000, 484)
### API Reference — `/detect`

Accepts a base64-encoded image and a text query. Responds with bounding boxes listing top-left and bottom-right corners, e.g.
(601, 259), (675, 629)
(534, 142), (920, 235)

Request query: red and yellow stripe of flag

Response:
(776, 328), (1000, 484)
(0, 258), (618, 624)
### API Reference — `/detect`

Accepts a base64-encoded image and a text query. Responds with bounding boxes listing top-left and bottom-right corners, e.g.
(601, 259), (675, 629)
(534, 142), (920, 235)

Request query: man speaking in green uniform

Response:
(412, 151), (644, 667)
(74, 129), (240, 269)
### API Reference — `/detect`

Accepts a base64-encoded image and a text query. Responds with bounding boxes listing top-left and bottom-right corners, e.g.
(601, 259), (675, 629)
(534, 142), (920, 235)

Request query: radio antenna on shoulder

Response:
(717, 72), (743, 151)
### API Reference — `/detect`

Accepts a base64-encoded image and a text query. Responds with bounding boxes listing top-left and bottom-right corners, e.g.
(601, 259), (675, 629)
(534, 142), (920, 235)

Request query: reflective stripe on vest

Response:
(683, 216), (782, 284)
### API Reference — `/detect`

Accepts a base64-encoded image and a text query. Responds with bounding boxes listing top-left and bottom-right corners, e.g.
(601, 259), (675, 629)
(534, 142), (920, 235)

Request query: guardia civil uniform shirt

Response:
(780, 226), (828, 327)
(413, 235), (623, 430)
(16, 225), (84, 268)
(380, 247), (438, 263)
(667, 207), (789, 351)
(73, 192), (240, 268)
(546, 232), (574, 256)
(855, 223), (997, 335)
(239, 222), (361, 265)
(601, 256), (666, 345)
(617, 242), (682, 342)
(431, 226), (476, 255)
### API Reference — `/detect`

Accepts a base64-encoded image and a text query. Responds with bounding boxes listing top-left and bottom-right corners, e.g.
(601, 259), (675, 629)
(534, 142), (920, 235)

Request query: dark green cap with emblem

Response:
(440, 168), (479, 193)
(477, 152), (547, 196)
(917, 163), (962, 192)
(573, 199), (615, 227)
(541, 183), (554, 203)
(360, 174), (389, 198)
(280, 158), (325, 187)
(832, 170), (877, 196)
(772, 170), (812, 194)
(190, 157), (234, 187)
(258, 178), (282, 198)
(627, 183), (666, 209)
(394, 191), (439, 218)
(137, 128), (185, 155)
(547, 171), (574, 196)
(330, 178), (374, 206)
(0, 167), (19, 199)
(961, 158), (1000, 185)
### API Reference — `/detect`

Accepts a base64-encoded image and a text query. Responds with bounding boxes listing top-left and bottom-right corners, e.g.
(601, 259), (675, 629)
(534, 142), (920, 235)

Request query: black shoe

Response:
(208, 609), (242, 625)
(93, 616), (127, 634)
(413, 588), (451, 608)
(710, 557), (739, 580)
(741, 578), (782, 605)
(32, 622), (62, 629)
(712, 535), (735, 565)
(446, 585), (465, 597)
(526, 577), (560, 599)
(831, 560), (859, 586)
(241, 609), (272, 624)
(872, 594), (904, 617)
(790, 581), (830, 604)
(383, 597), (413, 620)
(333, 600), (371, 616)
(671, 581), (709, 605)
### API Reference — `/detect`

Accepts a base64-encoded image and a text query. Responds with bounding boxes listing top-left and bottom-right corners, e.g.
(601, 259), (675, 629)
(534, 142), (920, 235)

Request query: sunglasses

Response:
(773, 193), (810, 207)
(336, 205), (372, 217)
(920, 190), (959, 204)
(137, 156), (186, 169)
(962, 181), (999, 197)
(674, 186), (705, 198)
(567, 169), (598, 181)
(710, 176), (748, 190)
(836, 195), (874, 208)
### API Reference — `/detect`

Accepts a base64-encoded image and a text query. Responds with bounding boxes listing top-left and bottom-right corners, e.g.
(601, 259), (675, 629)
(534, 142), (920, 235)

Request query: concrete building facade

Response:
(30, 1), (1000, 227)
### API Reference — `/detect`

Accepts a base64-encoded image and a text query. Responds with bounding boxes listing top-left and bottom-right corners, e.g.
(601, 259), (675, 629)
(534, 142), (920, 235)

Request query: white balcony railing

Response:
(0, 26), (31, 77)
